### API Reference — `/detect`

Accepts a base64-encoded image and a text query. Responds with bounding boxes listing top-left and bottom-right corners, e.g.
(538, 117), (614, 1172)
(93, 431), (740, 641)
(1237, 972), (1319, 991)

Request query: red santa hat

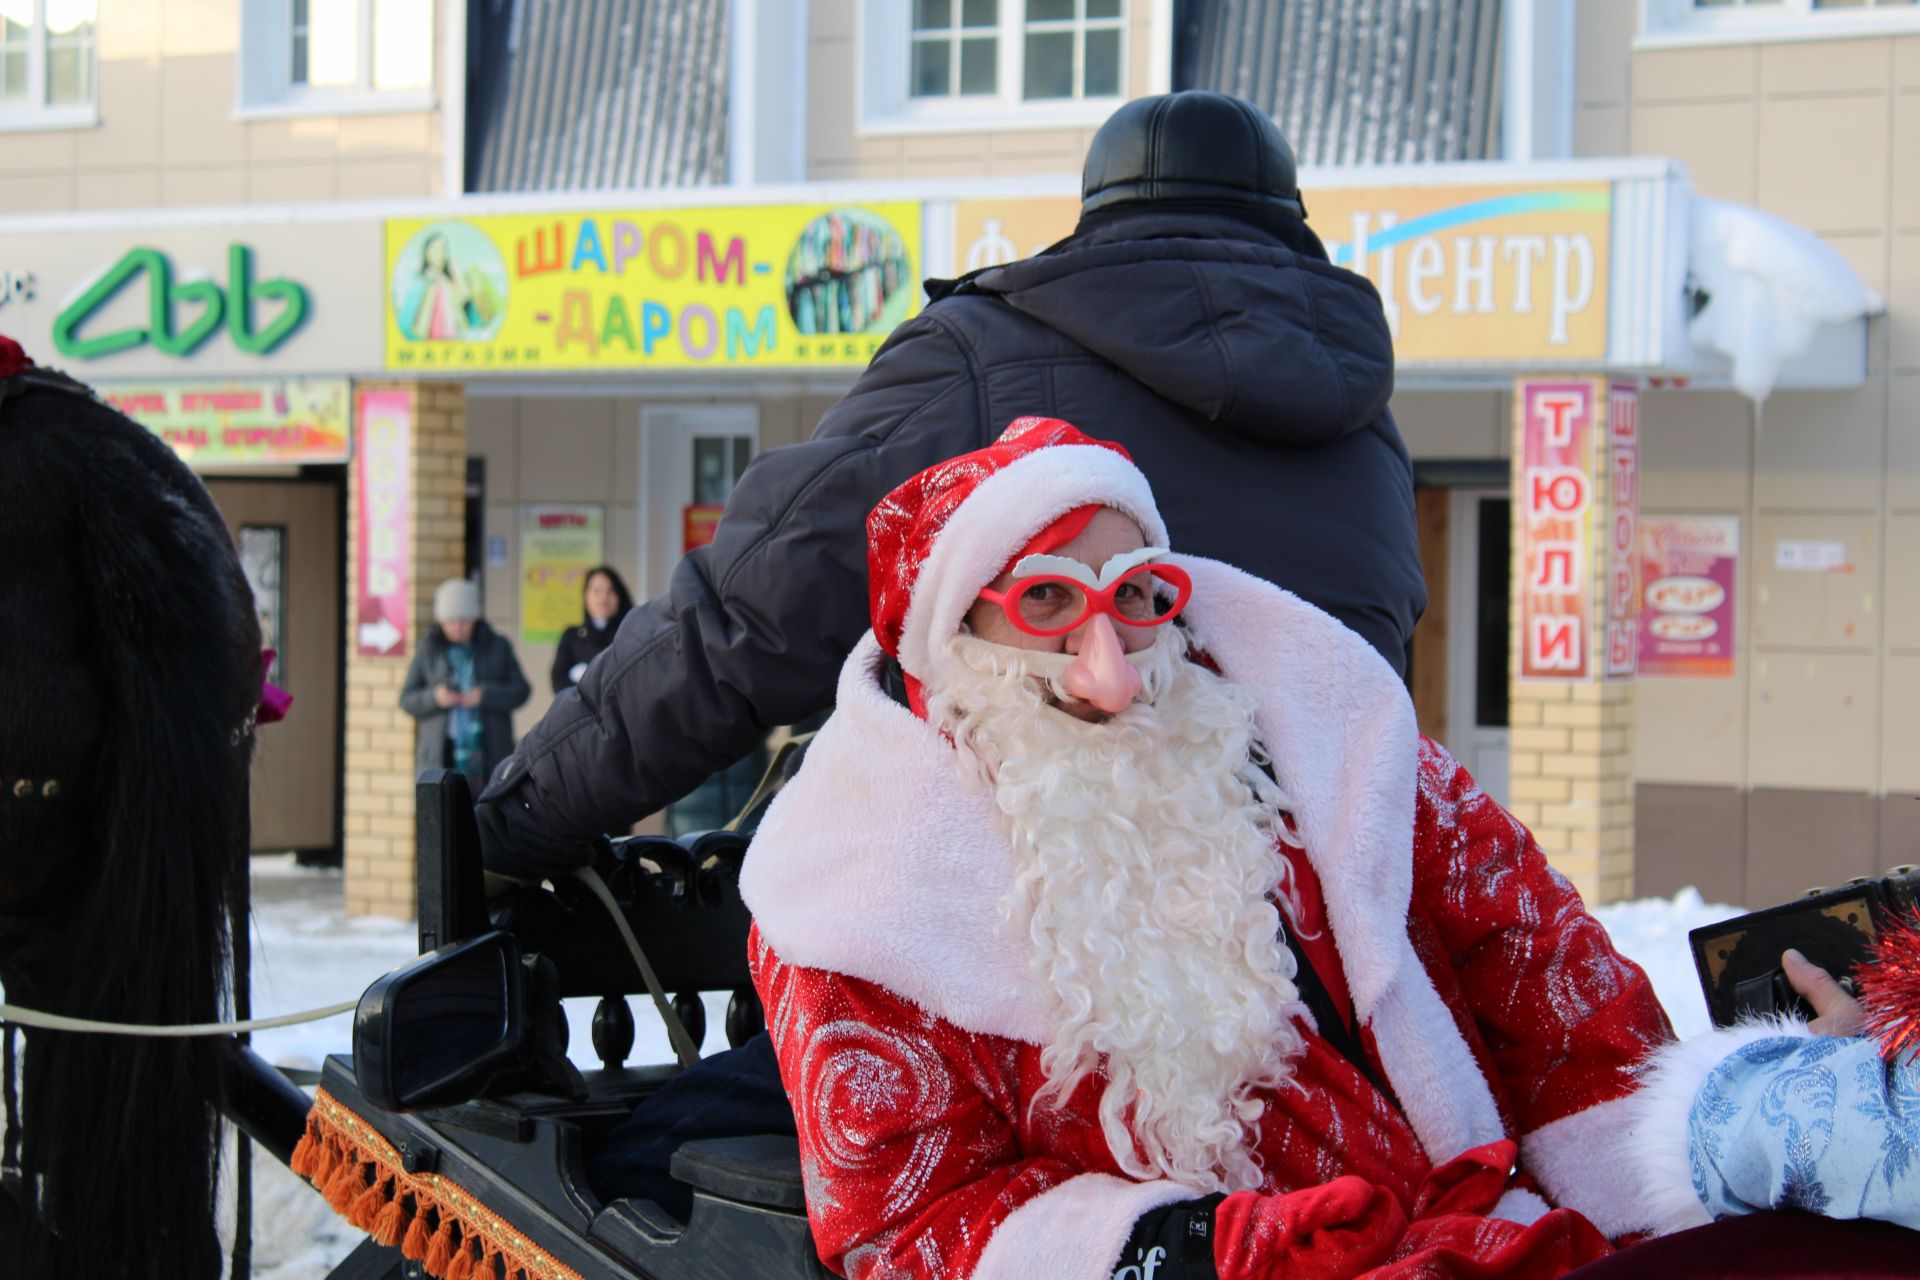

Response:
(866, 417), (1170, 685)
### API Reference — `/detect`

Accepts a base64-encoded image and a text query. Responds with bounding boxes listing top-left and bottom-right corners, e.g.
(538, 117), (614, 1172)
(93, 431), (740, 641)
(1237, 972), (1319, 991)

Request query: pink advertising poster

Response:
(1517, 379), (1597, 679)
(1638, 517), (1738, 678)
(354, 389), (412, 658)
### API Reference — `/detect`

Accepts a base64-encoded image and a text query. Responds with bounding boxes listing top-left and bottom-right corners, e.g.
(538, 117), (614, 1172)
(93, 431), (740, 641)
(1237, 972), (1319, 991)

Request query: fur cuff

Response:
(1615, 1018), (1815, 1237)
(1491, 1187), (1552, 1227)
(972, 1174), (1194, 1280)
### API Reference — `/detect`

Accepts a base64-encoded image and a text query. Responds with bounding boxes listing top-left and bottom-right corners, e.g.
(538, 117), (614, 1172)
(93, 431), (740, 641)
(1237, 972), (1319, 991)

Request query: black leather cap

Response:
(1081, 92), (1304, 219)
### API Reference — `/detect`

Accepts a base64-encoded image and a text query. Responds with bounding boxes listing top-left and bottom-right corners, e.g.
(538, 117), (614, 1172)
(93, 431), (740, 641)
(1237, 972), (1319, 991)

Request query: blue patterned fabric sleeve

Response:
(1688, 1034), (1920, 1230)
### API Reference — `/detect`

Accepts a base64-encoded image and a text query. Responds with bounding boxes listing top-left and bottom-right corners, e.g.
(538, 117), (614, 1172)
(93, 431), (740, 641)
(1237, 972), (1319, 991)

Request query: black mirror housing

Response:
(354, 930), (526, 1111)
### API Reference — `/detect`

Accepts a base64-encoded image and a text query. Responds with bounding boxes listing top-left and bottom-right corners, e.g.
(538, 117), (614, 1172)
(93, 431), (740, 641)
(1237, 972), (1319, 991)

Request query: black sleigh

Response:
(302, 769), (825, 1280)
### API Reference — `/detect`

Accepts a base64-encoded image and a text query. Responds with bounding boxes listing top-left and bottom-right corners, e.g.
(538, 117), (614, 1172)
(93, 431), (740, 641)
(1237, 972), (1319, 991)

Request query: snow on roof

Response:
(1688, 195), (1885, 403)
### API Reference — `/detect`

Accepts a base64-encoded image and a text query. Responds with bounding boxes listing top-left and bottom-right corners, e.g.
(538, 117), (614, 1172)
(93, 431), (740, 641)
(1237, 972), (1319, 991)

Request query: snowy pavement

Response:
(231, 856), (1735, 1277)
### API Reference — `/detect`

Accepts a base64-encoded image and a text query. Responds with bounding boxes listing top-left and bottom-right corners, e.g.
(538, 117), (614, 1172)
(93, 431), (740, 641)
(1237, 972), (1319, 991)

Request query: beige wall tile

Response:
(1391, 390), (1503, 459)
(1884, 654), (1920, 792)
(757, 396), (805, 451)
(98, 0), (163, 59)
(160, 0), (238, 57)
(246, 162), (337, 203)
(807, 37), (858, 169)
(1748, 651), (1879, 790)
(1886, 514), (1920, 649)
(1896, 36), (1920, 88)
(519, 397), (618, 502)
(1897, 94), (1920, 235)
(1892, 234), (1920, 373)
(611, 400), (642, 505)
(162, 163), (245, 206)
(337, 111), (434, 158)
(466, 398), (519, 502)
(810, 0), (855, 42)
(161, 53), (246, 167)
(1631, 101), (1756, 204)
(801, 394), (839, 433)
(1640, 389), (1754, 511)
(338, 157), (435, 199)
(1891, 375), (1920, 507)
(0, 172), (74, 211)
(988, 127), (1087, 167)
(0, 129), (78, 173)
(1633, 45), (1758, 104)
(1752, 512), (1882, 649)
(1635, 678), (1747, 787)
(1758, 95), (1891, 234)
(1575, 0), (1635, 106)
(75, 167), (161, 208)
(1753, 382), (1886, 510)
(247, 115), (340, 163)
(1760, 37), (1892, 97)
(1573, 105), (1628, 158)
(76, 57), (162, 169)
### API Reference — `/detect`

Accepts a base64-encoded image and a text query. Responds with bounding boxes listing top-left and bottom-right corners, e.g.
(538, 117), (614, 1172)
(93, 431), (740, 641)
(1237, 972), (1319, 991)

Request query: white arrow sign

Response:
(358, 617), (402, 653)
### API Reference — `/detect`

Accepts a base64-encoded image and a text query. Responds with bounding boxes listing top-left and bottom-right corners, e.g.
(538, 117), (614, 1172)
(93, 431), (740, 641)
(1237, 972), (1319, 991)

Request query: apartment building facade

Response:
(0, 0), (1908, 915)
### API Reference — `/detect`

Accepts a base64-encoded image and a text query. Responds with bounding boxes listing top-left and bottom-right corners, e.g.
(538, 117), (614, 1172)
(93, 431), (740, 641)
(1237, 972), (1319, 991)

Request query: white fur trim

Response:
(897, 444), (1168, 685)
(747, 557), (1505, 1166)
(972, 1174), (1194, 1280)
(1521, 1094), (1658, 1237)
(1492, 1187), (1552, 1227)
(1606, 1018), (1814, 1237)
(741, 633), (1056, 1043)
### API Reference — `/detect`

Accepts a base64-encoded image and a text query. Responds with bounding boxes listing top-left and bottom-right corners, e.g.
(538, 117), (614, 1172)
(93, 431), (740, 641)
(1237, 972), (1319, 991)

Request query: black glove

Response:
(474, 770), (595, 884)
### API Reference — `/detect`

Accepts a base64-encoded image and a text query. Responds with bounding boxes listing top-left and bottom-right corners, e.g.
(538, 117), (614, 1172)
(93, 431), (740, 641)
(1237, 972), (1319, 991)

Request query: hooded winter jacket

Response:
(479, 207), (1421, 876)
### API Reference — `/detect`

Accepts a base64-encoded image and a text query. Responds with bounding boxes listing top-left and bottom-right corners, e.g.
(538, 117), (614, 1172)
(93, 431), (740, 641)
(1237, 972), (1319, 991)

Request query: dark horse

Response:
(0, 340), (260, 1278)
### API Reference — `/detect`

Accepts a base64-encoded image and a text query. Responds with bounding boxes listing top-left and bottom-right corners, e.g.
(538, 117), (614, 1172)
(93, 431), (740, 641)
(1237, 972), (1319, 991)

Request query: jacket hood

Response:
(954, 212), (1396, 446)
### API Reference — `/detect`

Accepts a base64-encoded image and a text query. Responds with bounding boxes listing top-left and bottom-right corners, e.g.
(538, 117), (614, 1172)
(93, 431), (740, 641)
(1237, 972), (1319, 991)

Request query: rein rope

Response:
(0, 998), (358, 1037)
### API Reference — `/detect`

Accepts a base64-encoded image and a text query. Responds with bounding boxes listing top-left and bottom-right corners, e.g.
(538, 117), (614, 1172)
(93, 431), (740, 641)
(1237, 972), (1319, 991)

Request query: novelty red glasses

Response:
(978, 562), (1193, 638)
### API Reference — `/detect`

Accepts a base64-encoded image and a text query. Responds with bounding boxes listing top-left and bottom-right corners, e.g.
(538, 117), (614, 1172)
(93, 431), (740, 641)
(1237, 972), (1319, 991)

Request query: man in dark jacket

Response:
(401, 578), (532, 786)
(478, 91), (1422, 878)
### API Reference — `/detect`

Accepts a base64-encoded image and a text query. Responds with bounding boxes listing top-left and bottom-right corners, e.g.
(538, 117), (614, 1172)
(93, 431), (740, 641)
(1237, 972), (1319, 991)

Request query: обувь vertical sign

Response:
(355, 389), (411, 657)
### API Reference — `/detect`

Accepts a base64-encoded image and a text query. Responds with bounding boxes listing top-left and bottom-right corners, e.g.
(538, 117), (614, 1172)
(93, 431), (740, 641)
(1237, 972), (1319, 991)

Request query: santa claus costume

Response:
(740, 419), (1673, 1280)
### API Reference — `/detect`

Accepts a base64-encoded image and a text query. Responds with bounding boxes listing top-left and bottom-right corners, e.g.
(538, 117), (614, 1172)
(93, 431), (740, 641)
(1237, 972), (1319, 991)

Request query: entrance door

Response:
(203, 477), (343, 855)
(638, 405), (761, 596)
(1447, 489), (1511, 805)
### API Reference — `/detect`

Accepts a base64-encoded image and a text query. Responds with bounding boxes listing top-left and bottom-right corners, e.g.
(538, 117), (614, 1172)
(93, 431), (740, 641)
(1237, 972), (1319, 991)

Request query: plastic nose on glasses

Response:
(1058, 613), (1143, 714)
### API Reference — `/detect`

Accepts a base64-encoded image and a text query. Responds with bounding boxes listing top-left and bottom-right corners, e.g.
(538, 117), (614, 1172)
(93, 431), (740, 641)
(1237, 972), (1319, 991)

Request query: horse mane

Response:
(0, 367), (258, 1279)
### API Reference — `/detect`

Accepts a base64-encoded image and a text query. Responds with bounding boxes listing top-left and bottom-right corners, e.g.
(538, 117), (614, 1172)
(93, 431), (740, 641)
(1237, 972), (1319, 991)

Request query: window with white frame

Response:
(867, 0), (1128, 132)
(1644, 0), (1919, 43)
(240, 0), (434, 116)
(0, 0), (96, 127)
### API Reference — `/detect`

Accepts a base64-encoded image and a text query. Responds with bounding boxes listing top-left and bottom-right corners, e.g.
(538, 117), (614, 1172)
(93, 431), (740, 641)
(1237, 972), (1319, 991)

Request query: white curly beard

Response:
(925, 628), (1312, 1194)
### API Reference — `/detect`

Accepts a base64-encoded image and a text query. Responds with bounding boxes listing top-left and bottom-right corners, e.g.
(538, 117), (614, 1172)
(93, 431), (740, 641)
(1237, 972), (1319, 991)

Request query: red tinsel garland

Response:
(0, 334), (33, 379)
(1858, 907), (1920, 1061)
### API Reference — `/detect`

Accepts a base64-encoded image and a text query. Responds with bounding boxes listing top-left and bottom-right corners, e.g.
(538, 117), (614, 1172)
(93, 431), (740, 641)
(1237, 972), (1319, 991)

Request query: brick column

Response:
(1504, 378), (1640, 906)
(343, 381), (468, 919)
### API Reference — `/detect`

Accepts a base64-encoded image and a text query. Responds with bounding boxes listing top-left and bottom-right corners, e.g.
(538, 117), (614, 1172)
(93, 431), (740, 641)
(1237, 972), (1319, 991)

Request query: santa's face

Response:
(963, 508), (1160, 722)
(925, 602), (1311, 1194)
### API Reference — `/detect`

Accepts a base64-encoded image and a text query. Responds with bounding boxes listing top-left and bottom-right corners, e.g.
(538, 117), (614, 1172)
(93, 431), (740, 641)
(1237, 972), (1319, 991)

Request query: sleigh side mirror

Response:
(354, 930), (525, 1111)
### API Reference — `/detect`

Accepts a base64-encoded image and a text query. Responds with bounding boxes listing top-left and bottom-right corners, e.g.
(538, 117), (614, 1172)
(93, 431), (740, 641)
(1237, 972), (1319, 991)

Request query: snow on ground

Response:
(231, 857), (1743, 1278)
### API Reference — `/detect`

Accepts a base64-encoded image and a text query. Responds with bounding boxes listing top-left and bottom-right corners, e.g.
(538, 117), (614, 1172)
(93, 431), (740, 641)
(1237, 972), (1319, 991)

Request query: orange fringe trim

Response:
(290, 1087), (588, 1280)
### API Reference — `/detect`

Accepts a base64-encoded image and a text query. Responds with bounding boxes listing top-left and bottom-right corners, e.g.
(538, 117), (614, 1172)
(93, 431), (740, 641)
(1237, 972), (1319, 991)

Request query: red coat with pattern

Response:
(740, 559), (1673, 1280)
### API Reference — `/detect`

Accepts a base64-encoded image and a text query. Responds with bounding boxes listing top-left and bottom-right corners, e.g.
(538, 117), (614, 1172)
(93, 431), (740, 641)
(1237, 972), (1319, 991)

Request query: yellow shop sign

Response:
(384, 203), (922, 372)
(953, 181), (1613, 366)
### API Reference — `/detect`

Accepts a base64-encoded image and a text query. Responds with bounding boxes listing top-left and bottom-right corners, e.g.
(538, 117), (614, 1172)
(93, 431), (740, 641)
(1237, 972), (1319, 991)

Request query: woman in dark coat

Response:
(551, 565), (634, 694)
(400, 578), (532, 785)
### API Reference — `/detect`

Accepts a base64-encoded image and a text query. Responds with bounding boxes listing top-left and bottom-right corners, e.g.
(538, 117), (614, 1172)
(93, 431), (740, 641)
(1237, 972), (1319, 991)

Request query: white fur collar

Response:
(741, 557), (1419, 1036)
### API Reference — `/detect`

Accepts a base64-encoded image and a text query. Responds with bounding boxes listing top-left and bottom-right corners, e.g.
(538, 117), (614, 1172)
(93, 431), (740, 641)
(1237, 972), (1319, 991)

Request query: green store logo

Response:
(54, 245), (311, 360)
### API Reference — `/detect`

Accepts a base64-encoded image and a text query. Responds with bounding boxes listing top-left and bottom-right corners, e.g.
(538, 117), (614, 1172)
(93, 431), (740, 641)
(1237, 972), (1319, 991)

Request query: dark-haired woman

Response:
(551, 565), (634, 694)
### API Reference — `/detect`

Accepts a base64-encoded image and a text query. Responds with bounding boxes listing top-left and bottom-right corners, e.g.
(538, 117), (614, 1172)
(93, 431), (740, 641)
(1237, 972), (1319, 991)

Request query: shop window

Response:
(866, 0), (1127, 133)
(0, 0), (96, 130)
(1644, 0), (1919, 44)
(239, 0), (434, 117)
